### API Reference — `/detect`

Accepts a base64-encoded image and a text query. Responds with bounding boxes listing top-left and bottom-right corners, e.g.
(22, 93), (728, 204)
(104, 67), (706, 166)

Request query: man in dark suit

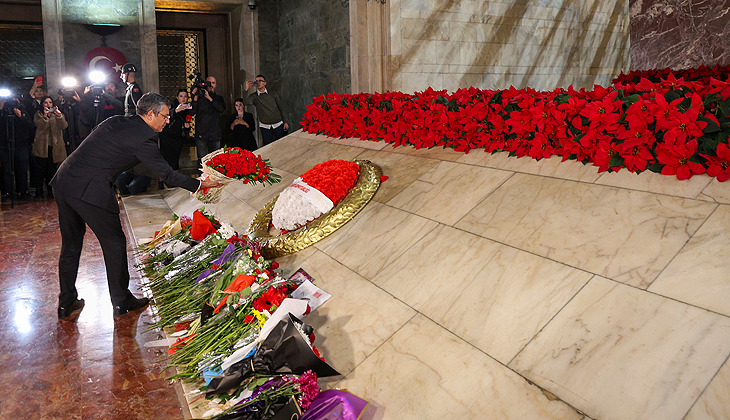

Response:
(52, 92), (222, 319)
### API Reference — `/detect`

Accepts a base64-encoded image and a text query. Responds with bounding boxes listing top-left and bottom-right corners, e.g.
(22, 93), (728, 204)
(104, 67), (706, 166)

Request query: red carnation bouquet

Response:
(271, 159), (360, 231)
(195, 147), (281, 203)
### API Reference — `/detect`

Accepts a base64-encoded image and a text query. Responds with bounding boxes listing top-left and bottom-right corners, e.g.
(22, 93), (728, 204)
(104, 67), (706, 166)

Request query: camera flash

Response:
(89, 71), (106, 84)
(0, 88), (11, 97)
(62, 77), (77, 88)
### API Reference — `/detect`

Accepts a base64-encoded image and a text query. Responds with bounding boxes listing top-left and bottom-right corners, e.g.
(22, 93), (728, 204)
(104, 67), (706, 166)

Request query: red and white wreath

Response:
(271, 160), (360, 231)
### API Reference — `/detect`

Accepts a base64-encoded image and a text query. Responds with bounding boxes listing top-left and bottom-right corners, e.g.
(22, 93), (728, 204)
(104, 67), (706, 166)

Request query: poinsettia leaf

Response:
(689, 154), (704, 164)
(609, 155), (624, 167)
(556, 94), (571, 104)
(704, 93), (721, 106)
(646, 163), (663, 173)
(665, 90), (683, 103)
(719, 101), (730, 118)
(699, 116), (722, 133)
(621, 94), (640, 105)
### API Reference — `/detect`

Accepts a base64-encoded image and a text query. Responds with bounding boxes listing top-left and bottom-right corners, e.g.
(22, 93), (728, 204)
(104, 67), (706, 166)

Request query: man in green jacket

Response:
(244, 75), (289, 146)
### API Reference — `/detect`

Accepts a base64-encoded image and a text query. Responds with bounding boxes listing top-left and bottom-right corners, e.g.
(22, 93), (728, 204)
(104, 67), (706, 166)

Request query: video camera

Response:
(188, 72), (210, 96)
(0, 89), (18, 115)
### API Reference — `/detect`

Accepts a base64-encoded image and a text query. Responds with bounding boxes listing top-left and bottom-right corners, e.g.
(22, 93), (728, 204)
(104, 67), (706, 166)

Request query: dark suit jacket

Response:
(51, 115), (200, 213)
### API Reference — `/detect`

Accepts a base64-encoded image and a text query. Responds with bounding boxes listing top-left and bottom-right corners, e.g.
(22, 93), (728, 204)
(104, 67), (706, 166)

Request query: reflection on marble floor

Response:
(124, 130), (730, 420)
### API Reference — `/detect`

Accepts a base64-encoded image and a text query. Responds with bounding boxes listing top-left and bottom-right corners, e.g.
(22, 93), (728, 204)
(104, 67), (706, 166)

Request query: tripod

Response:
(0, 109), (17, 208)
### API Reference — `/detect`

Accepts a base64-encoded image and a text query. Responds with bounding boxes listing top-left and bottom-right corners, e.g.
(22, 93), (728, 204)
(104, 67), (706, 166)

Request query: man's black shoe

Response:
(58, 299), (85, 319)
(113, 296), (149, 317)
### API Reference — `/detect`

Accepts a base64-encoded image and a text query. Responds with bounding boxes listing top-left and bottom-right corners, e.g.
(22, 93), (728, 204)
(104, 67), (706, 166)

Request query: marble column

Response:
(350, 0), (389, 94)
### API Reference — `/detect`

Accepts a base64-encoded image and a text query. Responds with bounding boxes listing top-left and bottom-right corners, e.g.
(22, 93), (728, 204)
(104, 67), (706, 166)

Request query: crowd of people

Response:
(0, 66), (289, 203)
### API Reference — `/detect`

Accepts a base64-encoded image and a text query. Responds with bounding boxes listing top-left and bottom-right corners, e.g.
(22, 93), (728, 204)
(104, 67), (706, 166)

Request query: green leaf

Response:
(719, 100), (730, 118)
(621, 94), (640, 105)
(646, 163), (663, 173)
(699, 116), (722, 133)
(609, 154), (624, 167)
(665, 90), (682, 103)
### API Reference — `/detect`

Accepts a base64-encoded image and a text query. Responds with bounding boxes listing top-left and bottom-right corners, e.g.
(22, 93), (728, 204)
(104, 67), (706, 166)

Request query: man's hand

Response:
(283, 123), (289, 131)
(204, 89), (212, 101)
(13, 108), (22, 118)
(245, 80), (253, 91)
(72, 92), (81, 102)
(199, 179), (224, 189)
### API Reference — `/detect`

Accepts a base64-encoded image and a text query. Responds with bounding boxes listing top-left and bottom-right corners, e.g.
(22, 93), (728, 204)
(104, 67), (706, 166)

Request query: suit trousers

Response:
(55, 188), (132, 308)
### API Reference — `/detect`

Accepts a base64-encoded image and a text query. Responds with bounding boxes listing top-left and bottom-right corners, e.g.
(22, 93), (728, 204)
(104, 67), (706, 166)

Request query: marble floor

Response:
(0, 197), (184, 419)
(137, 130), (730, 420)
(5, 128), (729, 420)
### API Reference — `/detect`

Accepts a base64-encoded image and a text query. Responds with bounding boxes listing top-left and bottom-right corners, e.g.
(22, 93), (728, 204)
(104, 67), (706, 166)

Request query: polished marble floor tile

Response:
(510, 276), (730, 420)
(372, 224), (593, 363)
(685, 357), (730, 420)
(456, 173), (718, 288)
(354, 149), (440, 203)
(335, 314), (584, 420)
(381, 143), (464, 162)
(0, 198), (184, 420)
(315, 201), (438, 280)
(296, 250), (417, 377)
(698, 178), (730, 204)
(649, 204), (730, 316)
(458, 149), (603, 183)
(594, 169), (714, 199)
(387, 160), (513, 225)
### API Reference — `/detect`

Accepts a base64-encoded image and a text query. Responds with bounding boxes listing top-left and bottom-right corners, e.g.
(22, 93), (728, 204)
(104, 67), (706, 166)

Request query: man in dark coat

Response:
(51, 92), (222, 319)
(191, 76), (225, 160)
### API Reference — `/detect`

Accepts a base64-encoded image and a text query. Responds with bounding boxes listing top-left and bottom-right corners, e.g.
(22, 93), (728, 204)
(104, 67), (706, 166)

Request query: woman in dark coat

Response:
(159, 88), (192, 170)
(227, 98), (257, 151)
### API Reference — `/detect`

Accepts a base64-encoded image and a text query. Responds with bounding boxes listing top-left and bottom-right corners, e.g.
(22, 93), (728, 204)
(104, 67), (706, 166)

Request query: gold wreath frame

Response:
(246, 160), (382, 259)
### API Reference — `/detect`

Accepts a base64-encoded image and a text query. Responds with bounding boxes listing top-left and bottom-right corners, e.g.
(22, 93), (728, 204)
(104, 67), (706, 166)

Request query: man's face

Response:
(145, 105), (170, 133)
(105, 83), (117, 96)
(121, 72), (132, 83)
(206, 77), (217, 92)
(255, 77), (266, 91)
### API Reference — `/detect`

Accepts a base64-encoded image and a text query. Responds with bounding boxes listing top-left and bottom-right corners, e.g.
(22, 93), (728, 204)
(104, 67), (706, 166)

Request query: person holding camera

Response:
(0, 97), (33, 202)
(79, 83), (124, 133)
(191, 76), (225, 161)
(244, 74), (289, 146)
(227, 98), (257, 151)
(58, 89), (83, 154)
(121, 63), (142, 116)
(159, 88), (192, 170)
(32, 96), (68, 199)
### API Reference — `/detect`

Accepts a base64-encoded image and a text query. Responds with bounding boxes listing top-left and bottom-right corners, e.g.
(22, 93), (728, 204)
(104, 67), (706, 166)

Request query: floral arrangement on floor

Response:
(271, 160), (360, 232)
(196, 147), (282, 204)
(301, 67), (730, 182)
(137, 212), (352, 420)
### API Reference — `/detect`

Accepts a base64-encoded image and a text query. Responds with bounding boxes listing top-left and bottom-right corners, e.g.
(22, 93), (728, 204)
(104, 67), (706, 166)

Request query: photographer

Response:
(79, 83), (123, 132)
(33, 96), (68, 199)
(57, 89), (82, 154)
(190, 75), (225, 161)
(0, 97), (33, 202)
(159, 88), (192, 171)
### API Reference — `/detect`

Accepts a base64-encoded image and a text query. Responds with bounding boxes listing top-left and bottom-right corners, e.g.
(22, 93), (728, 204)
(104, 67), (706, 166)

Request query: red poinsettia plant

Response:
(205, 147), (281, 186)
(302, 67), (730, 182)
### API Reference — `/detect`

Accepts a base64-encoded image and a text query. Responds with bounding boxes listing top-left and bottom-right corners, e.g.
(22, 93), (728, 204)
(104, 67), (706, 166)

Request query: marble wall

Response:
(278, 0), (351, 131)
(386, 0), (630, 92)
(630, 0), (730, 71)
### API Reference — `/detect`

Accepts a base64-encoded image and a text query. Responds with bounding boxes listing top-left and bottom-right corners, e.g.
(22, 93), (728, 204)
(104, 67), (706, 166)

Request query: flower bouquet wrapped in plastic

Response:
(206, 313), (339, 396)
(196, 147), (281, 204)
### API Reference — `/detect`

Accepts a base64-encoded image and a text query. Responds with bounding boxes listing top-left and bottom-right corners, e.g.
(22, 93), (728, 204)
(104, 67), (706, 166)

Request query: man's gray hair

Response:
(136, 92), (171, 116)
